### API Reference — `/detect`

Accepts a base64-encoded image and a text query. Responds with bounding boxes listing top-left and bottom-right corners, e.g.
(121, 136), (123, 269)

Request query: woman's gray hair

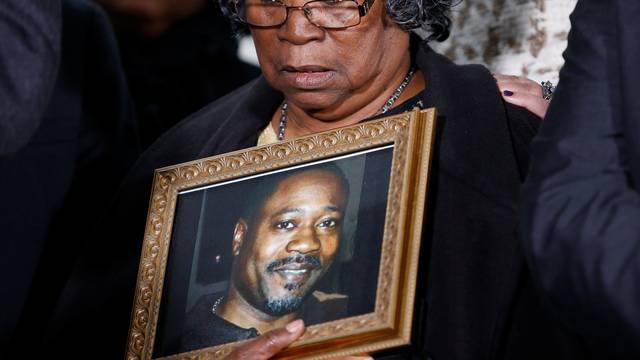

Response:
(218, 0), (456, 42)
(386, 0), (454, 41)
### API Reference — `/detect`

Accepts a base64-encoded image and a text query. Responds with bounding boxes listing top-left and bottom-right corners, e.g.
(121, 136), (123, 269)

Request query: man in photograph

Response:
(180, 165), (350, 352)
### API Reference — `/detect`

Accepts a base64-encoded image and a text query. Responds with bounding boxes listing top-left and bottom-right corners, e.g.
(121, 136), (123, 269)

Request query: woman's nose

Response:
(277, 6), (324, 45)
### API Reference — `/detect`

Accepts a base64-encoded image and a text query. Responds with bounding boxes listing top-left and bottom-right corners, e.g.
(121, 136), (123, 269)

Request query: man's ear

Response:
(232, 219), (248, 256)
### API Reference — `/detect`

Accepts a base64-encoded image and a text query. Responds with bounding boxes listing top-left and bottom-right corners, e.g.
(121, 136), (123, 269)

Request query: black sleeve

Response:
(0, 0), (61, 156)
(77, 0), (140, 181)
(14, 2), (140, 356)
(519, 0), (640, 355)
(504, 102), (540, 182)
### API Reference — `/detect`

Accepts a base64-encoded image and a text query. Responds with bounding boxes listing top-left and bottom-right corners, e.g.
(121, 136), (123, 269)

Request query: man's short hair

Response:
(237, 163), (350, 228)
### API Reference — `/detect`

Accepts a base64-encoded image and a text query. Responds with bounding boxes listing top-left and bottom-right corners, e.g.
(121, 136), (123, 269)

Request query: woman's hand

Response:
(494, 74), (550, 119)
(225, 320), (372, 360)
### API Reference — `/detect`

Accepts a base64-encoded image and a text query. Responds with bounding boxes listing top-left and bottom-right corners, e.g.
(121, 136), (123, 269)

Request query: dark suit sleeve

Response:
(504, 102), (540, 181)
(520, 0), (640, 354)
(0, 0), (61, 156)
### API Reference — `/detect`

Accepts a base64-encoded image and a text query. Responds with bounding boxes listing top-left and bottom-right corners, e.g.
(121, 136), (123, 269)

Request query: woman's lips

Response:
(281, 66), (335, 89)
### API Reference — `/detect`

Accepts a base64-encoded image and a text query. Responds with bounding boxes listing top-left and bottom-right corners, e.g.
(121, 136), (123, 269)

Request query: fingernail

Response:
(503, 90), (514, 96)
(286, 319), (304, 333)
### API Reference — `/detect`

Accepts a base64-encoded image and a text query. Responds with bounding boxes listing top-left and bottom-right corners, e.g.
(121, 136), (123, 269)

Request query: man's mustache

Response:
(265, 254), (322, 273)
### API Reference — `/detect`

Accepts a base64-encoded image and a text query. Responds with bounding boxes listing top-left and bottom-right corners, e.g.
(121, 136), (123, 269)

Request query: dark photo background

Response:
(154, 146), (393, 356)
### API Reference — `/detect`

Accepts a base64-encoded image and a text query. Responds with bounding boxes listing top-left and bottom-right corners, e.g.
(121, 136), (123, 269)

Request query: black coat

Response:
(0, 0), (61, 156)
(0, 0), (62, 345)
(521, 0), (640, 357)
(0, 0), (139, 353)
(55, 42), (582, 359)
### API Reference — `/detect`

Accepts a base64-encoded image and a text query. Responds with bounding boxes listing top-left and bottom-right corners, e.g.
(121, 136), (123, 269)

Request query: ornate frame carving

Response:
(126, 108), (437, 360)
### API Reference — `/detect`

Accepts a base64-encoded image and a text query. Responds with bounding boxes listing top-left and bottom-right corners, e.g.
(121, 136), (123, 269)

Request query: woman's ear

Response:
(232, 219), (248, 256)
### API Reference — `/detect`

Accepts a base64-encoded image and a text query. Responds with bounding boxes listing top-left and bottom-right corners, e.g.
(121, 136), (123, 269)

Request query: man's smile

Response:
(276, 268), (314, 286)
(267, 255), (321, 286)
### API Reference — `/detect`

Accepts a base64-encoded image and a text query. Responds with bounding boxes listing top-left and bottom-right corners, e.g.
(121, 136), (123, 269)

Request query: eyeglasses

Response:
(234, 0), (375, 29)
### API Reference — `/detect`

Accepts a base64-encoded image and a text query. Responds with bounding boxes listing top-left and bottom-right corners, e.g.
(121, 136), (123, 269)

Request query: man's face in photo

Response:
(232, 169), (348, 316)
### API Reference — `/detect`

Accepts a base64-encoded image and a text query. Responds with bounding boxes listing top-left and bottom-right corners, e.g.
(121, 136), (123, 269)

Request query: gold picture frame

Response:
(126, 108), (437, 360)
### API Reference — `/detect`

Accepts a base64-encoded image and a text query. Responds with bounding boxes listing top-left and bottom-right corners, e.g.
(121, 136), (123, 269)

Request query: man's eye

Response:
(275, 220), (296, 230)
(318, 219), (337, 228)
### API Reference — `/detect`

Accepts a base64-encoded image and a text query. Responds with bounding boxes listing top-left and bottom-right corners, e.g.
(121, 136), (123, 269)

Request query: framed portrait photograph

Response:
(126, 108), (437, 360)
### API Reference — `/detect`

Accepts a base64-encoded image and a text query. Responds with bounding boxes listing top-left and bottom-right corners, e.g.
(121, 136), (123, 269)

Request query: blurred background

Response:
(431, 0), (577, 83)
(92, 0), (261, 149)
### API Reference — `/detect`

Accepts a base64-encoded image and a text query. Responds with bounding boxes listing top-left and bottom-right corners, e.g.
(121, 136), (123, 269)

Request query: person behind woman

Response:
(1, 0), (140, 356)
(50, 0), (581, 359)
(520, 0), (640, 357)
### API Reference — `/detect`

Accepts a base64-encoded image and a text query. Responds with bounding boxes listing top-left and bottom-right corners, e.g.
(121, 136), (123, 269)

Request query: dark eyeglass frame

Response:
(233, 0), (376, 29)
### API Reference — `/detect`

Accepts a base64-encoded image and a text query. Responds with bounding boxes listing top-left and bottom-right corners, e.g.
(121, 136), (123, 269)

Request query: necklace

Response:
(277, 67), (416, 141)
(211, 296), (224, 315)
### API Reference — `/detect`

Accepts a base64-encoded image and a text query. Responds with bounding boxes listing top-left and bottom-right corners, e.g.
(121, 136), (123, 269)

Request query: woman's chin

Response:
(285, 92), (345, 114)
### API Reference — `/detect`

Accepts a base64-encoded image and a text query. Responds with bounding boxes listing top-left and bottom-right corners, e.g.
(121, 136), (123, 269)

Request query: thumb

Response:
(227, 320), (305, 360)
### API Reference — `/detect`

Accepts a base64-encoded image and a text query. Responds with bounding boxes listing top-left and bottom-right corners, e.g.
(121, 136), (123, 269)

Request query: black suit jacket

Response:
(0, 0), (139, 353)
(0, 0), (62, 344)
(0, 0), (61, 156)
(521, 0), (640, 357)
(55, 42), (582, 359)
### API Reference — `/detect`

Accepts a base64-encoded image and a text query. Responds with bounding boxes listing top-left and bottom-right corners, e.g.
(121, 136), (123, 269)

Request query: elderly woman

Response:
(48, 0), (578, 359)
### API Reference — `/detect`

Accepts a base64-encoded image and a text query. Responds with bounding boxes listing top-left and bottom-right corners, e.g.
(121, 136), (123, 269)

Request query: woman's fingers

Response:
(494, 74), (549, 119)
(494, 74), (544, 97)
(223, 320), (373, 360)
(225, 320), (305, 360)
(501, 89), (549, 119)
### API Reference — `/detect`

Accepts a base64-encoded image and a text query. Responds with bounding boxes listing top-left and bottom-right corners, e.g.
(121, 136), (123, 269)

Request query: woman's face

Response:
(250, 0), (410, 119)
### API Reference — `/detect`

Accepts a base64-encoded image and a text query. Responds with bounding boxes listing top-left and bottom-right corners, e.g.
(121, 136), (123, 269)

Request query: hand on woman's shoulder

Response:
(494, 74), (550, 119)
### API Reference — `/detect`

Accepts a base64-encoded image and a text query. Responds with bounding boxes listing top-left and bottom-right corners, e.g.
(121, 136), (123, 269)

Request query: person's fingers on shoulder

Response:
(494, 75), (526, 92)
(500, 90), (548, 119)
(495, 76), (543, 97)
(226, 320), (306, 360)
(493, 74), (521, 83)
